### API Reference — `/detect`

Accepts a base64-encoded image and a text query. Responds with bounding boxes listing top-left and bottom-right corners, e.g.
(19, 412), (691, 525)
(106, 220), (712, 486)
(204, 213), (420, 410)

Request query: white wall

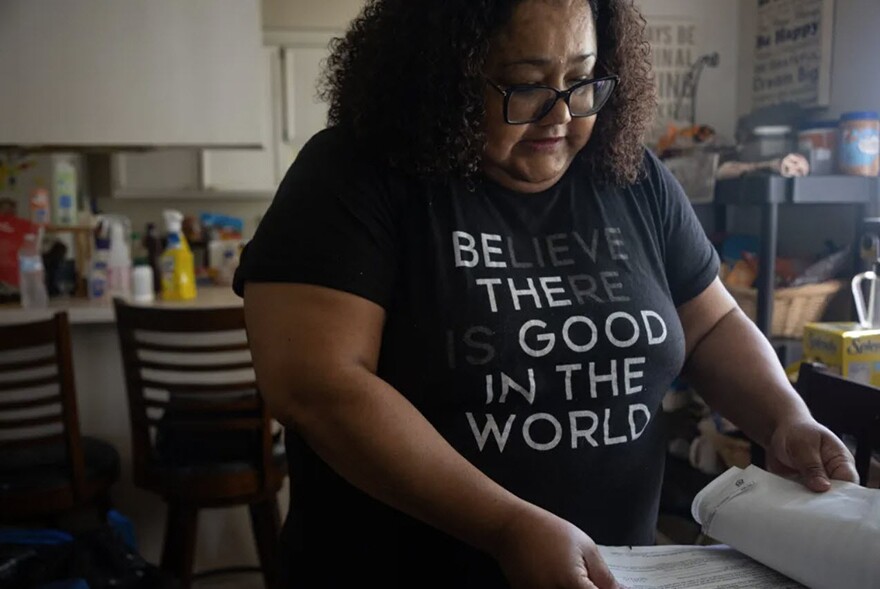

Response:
(826, 0), (880, 117)
(636, 0), (743, 139)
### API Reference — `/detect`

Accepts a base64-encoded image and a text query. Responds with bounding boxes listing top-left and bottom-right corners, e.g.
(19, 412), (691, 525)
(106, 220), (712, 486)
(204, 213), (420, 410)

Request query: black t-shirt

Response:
(234, 127), (719, 588)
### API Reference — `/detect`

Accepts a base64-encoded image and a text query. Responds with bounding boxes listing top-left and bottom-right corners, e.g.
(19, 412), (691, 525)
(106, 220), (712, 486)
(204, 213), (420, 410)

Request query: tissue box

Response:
(802, 322), (880, 385)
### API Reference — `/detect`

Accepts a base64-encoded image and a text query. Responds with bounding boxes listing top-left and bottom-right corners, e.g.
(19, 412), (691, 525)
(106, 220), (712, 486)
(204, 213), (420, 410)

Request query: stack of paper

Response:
(599, 466), (880, 589)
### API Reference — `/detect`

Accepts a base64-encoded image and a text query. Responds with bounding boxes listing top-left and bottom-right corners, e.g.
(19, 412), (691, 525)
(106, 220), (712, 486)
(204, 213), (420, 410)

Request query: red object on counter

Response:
(0, 214), (37, 288)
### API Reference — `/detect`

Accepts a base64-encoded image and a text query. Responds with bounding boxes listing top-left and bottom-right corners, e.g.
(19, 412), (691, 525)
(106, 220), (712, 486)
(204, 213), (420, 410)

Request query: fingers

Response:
(787, 435), (831, 492)
(821, 435), (860, 484)
(584, 552), (620, 589)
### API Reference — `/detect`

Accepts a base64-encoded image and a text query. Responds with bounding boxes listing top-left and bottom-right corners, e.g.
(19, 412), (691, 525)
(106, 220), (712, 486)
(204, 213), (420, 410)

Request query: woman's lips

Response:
(521, 137), (565, 151)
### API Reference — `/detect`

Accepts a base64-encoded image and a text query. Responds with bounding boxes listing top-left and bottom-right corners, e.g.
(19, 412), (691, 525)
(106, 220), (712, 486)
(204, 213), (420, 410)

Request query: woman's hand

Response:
(491, 503), (620, 589)
(767, 418), (859, 491)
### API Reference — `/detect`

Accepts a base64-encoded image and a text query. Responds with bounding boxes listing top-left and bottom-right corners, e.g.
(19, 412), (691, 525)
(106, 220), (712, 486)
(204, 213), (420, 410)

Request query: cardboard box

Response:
(802, 322), (880, 386)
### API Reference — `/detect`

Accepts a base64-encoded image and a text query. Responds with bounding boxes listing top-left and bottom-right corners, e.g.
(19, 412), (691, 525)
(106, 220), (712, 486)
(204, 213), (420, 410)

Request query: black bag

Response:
(0, 525), (178, 589)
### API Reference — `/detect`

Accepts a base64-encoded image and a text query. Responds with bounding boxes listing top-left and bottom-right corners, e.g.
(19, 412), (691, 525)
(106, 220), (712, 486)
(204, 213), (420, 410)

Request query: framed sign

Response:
(646, 18), (699, 123)
(752, 0), (835, 109)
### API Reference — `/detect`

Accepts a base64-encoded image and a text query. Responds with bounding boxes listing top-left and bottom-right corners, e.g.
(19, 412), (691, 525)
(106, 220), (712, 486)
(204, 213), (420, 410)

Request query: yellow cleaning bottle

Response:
(160, 210), (197, 301)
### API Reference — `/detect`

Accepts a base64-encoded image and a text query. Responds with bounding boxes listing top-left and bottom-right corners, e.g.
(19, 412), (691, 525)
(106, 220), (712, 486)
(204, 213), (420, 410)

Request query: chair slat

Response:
(0, 318), (56, 352)
(0, 413), (62, 429)
(143, 397), (261, 413)
(115, 304), (246, 332)
(134, 342), (251, 354)
(0, 432), (65, 449)
(0, 395), (62, 411)
(138, 360), (253, 373)
(0, 356), (57, 373)
(140, 379), (258, 395)
(146, 417), (263, 432)
(0, 374), (60, 393)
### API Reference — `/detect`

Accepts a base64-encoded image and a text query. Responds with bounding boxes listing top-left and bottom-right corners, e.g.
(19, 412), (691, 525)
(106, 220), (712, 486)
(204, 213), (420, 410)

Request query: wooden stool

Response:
(0, 312), (119, 524)
(114, 299), (287, 588)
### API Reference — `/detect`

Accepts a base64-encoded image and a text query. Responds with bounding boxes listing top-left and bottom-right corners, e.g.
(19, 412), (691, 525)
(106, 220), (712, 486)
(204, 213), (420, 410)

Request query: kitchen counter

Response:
(0, 285), (242, 325)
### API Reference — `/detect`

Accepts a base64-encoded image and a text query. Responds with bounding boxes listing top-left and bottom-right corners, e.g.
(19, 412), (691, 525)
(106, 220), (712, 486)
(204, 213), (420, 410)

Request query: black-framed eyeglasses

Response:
(486, 75), (619, 125)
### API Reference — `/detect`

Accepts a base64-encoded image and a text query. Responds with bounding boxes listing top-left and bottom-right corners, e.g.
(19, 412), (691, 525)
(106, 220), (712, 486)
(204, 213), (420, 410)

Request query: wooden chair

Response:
(796, 362), (880, 487)
(113, 299), (286, 588)
(0, 312), (119, 523)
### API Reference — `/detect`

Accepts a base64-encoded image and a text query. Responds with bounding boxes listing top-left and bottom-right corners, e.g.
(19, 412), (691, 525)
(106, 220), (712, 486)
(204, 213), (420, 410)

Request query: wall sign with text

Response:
(646, 19), (698, 124)
(752, 0), (835, 109)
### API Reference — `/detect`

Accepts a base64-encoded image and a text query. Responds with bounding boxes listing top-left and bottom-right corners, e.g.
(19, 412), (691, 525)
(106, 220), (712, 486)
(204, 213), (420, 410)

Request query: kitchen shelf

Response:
(715, 175), (879, 205)
(712, 175), (876, 343)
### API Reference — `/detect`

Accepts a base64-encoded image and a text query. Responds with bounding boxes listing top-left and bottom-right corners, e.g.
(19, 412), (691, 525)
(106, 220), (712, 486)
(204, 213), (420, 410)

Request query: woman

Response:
(235, 1), (858, 587)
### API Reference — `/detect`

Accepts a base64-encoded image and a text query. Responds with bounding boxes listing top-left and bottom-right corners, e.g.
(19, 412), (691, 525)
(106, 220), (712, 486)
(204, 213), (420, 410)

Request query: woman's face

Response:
(482, 0), (598, 193)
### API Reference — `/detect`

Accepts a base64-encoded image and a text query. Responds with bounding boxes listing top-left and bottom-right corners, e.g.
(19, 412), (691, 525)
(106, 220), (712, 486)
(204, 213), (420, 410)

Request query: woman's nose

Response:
(540, 94), (573, 126)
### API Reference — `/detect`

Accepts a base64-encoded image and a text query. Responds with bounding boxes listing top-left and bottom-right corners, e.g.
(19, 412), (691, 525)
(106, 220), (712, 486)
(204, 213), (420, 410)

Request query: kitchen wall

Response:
(738, 0), (880, 117)
(636, 0), (743, 140)
(733, 0), (880, 258)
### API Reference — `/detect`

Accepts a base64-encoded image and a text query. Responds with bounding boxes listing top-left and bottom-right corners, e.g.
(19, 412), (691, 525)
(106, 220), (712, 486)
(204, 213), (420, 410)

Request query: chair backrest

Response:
(0, 312), (87, 497)
(796, 362), (880, 487)
(113, 299), (277, 491)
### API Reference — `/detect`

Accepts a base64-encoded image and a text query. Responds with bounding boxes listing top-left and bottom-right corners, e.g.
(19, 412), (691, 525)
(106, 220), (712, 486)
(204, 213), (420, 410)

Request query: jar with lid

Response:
(741, 125), (794, 162)
(839, 111), (880, 176)
(798, 120), (838, 175)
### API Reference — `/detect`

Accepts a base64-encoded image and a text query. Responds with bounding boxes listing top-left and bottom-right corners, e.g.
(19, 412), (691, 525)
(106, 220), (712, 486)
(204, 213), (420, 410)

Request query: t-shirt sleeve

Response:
(643, 150), (720, 307)
(233, 128), (400, 309)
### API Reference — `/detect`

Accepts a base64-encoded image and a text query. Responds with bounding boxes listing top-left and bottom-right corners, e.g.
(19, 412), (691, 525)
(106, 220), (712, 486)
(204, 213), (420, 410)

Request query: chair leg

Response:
(249, 497), (282, 589)
(161, 502), (199, 589)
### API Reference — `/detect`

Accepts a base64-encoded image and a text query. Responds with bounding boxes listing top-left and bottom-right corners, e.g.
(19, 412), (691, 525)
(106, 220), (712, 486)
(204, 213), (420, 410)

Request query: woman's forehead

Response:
(489, 0), (596, 64)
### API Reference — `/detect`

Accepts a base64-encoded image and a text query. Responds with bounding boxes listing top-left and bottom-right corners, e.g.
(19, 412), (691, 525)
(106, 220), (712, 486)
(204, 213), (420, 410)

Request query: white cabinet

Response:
(113, 150), (202, 195)
(0, 0), (263, 148)
(108, 32), (337, 199)
(275, 34), (337, 179)
(201, 47), (278, 193)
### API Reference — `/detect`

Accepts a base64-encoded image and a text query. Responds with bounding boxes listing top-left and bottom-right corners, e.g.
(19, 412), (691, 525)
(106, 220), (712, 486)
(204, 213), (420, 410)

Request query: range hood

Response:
(0, 0), (263, 151)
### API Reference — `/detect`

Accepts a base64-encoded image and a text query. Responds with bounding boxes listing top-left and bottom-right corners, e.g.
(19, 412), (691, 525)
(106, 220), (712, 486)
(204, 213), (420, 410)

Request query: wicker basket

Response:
(727, 280), (845, 338)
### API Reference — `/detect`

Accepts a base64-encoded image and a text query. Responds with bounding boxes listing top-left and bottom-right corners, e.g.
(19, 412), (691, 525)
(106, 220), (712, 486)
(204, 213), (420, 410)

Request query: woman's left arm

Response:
(678, 278), (858, 491)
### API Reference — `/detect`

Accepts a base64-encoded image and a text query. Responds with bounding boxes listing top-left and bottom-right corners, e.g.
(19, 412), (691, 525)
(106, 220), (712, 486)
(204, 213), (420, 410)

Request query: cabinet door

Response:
(201, 46), (277, 194)
(114, 149), (201, 194)
(276, 35), (336, 180)
(0, 0), (263, 147)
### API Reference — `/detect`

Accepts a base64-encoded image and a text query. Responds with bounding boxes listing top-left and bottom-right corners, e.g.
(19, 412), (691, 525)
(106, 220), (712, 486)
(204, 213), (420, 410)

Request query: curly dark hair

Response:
(320, 0), (655, 186)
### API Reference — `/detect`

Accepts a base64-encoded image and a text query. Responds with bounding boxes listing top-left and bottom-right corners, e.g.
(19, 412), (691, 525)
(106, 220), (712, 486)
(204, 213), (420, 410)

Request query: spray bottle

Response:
(160, 209), (197, 301)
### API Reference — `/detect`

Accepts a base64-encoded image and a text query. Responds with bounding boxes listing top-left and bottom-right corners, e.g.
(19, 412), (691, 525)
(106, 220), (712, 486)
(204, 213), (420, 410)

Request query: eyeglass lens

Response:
(507, 79), (615, 123)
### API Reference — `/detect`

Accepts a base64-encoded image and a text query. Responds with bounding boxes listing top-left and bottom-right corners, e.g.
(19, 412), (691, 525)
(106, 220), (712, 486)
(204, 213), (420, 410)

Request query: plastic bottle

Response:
(52, 157), (78, 226)
(107, 220), (132, 299)
(215, 246), (238, 287)
(143, 223), (163, 294)
(18, 233), (49, 309)
(88, 238), (110, 302)
(29, 184), (51, 226)
(160, 210), (197, 301)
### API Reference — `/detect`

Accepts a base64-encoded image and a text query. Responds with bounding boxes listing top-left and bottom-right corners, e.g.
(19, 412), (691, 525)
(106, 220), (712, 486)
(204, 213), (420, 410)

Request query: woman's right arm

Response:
(245, 282), (618, 589)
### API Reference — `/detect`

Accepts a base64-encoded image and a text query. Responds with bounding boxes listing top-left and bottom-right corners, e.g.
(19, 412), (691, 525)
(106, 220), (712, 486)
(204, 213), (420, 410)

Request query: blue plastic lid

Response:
(798, 120), (838, 130)
(841, 111), (880, 121)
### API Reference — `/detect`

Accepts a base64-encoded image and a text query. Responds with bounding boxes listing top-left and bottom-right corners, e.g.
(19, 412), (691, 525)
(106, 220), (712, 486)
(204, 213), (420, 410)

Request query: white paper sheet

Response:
(691, 465), (880, 589)
(599, 545), (804, 589)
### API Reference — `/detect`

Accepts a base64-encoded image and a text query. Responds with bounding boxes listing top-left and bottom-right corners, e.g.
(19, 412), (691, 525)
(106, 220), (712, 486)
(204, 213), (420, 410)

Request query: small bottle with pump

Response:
(106, 219), (132, 299)
(160, 210), (197, 301)
(18, 232), (49, 309)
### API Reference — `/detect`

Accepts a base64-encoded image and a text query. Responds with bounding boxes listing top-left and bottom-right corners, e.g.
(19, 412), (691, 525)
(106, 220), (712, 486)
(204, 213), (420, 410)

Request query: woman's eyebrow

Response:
(501, 53), (596, 69)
